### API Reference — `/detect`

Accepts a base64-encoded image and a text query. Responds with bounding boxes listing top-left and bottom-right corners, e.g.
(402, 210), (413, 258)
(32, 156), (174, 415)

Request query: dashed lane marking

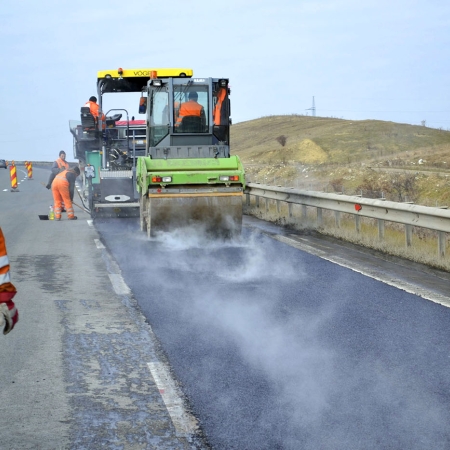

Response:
(108, 274), (131, 296)
(147, 362), (199, 437)
(94, 239), (105, 249)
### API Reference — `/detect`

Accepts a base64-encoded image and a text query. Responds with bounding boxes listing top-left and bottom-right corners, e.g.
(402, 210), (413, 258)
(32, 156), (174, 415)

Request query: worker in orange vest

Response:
(51, 166), (81, 220)
(175, 91), (205, 129)
(0, 228), (19, 335)
(84, 96), (106, 129)
(46, 150), (70, 189)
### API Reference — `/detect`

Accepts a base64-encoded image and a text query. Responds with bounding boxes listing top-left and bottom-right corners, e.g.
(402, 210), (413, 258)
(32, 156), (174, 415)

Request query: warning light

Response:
(354, 204), (362, 211)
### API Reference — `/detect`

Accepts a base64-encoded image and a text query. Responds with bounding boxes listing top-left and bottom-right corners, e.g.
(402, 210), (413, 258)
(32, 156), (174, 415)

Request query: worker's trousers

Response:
(52, 180), (74, 219)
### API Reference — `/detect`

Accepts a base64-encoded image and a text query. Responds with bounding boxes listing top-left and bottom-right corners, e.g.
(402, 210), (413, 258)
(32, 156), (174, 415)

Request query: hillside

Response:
(231, 115), (450, 205)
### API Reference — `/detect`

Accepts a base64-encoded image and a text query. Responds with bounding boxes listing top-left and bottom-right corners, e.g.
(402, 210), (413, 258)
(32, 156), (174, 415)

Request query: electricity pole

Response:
(306, 96), (316, 117)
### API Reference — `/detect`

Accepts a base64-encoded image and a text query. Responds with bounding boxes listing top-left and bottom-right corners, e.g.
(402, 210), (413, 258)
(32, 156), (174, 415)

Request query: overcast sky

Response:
(1, 0), (449, 161)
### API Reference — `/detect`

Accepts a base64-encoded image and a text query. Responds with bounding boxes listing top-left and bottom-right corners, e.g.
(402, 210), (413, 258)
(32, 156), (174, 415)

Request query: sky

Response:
(1, 0), (449, 161)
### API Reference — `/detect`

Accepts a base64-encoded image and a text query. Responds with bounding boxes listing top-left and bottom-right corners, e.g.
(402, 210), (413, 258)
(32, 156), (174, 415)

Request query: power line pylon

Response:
(305, 96), (316, 117)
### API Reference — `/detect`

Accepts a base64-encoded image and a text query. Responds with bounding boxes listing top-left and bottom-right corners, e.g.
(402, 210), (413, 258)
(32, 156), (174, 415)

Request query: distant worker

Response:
(0, 227), (19, 335)
(51, 166), (81, 220)
(175, 91), (205, 130)
(46, 150), (69, 189)
(84, 96), (106, 128)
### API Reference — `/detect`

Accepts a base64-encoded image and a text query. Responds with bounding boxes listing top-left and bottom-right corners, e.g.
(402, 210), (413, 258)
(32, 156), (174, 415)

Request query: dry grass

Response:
(233, 115), (450, 205)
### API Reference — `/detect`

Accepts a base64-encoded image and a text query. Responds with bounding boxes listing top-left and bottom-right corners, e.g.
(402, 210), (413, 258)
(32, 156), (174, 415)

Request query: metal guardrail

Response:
(244, 183), (450, 257)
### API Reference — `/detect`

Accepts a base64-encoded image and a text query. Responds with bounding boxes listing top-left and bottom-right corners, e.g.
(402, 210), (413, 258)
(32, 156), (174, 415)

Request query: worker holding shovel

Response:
(51, 166), (80, 220)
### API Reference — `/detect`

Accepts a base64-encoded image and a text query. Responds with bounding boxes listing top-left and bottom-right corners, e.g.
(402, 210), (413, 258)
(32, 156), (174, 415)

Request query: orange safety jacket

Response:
(176, 100), (204, 125)
(0, 228), (17, 303)
(47, 157), (69, 188)
(84, 100), (106, 128)
(54, 157), (69, 171)
(53, 169), (78, 201)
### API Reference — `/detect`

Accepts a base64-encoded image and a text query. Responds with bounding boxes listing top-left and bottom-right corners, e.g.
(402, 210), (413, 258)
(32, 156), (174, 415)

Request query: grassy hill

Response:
(231, 115), (450, 206)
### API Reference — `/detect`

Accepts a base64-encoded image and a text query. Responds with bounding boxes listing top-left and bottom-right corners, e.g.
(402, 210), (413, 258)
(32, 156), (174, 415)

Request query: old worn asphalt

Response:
(0, 166), (206, 449)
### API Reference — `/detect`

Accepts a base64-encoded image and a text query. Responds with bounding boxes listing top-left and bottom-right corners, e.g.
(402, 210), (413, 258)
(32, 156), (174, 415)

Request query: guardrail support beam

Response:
(405, 224), (413, 247)
(355, 215), (361, 234)
(302, 205), (307, 221)
(438, 231), (446, 258)
(378, 219), (385, 240)
(317, 208), (323, 227)
(335, 211), (341, 228)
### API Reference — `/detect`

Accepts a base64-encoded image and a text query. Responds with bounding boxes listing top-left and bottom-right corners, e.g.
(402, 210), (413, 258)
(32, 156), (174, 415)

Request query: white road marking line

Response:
(94, 239), (105, 249)
(87, 220), (93, 227)
(147, 361), (198, 437)
(100, 241), (198, 438)
(272, 234), (450, 308)
(108, 274), (131, 295)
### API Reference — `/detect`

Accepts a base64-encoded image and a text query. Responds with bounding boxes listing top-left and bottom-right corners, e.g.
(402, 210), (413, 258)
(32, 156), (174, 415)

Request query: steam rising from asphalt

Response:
(126, 224), (449, 449)
(145, 228), (340, 445)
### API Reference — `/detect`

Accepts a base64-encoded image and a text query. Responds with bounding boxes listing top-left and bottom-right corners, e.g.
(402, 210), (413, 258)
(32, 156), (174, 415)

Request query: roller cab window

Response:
(173, 85), (209, 133)
(149, 90), (169, 147)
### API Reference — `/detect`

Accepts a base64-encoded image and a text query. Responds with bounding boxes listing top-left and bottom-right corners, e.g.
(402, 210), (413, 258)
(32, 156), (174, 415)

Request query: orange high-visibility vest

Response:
(84, 100), (106, 127)
(56, 158), (69, 170)
(176, 100), (204, 124)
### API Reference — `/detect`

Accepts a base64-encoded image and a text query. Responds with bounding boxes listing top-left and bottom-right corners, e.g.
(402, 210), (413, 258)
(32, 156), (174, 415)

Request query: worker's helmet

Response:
(89, 96), (97, 102)
(188, 91), (198, 100)
(59, 150), (66, 156)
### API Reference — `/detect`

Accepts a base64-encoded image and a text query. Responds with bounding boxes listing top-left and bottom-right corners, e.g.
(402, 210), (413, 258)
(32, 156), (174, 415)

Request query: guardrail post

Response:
(302, 205), (307, 221)
(276, 200), (280, 214)
(265, 198), (269, 213)
(288, 203), (293, 220)
(334, 211), (341, 228)
(438, 231), (446, 258)
(355, 215), (361, 234)
(246, 193), (250, 207)
(256, 196), (259, 208)
(317, 208), (323, 227)
(378, 219), (385, 240)
(405, 224), (412, 247)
